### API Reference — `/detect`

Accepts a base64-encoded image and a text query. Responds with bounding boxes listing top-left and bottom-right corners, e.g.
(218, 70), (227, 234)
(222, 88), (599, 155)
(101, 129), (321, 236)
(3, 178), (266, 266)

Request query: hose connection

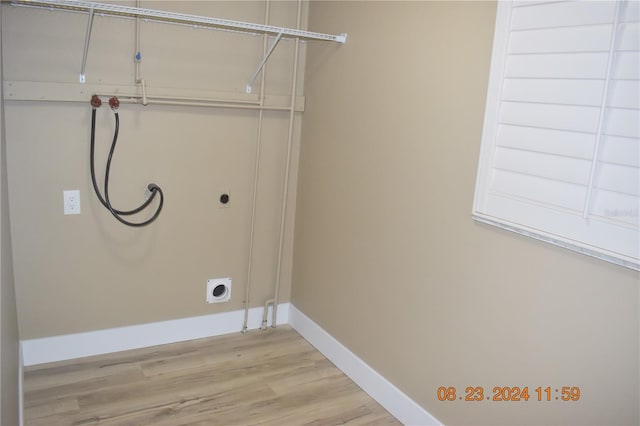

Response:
(108, 96), (120, 112)
(90, 95), (102, 109)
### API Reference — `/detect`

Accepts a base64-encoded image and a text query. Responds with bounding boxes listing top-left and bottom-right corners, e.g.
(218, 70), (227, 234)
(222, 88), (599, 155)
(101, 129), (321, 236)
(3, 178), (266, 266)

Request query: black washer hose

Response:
(90, 96), (163, 227)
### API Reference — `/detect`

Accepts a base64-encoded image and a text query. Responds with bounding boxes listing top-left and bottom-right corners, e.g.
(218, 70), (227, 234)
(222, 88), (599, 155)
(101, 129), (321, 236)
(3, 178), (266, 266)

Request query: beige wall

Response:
(2, 1), (304, 339)
(0, 4), (21, 424)
(294, 2), (639, 425)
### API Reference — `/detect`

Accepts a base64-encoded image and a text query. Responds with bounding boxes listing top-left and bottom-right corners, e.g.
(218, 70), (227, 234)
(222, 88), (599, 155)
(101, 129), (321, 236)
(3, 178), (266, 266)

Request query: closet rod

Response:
(11, 0), (347, 43)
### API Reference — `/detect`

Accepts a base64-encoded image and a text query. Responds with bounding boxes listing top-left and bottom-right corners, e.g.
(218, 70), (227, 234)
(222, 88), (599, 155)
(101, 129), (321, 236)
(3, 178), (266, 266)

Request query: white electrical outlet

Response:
(63, 190), (81, 215)
(206, 277), (231, 303)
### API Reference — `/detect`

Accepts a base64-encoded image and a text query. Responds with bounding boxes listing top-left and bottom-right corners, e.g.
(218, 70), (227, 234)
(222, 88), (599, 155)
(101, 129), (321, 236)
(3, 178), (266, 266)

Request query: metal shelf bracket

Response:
(246, 32), (282, 94)
(79, 6), (94, 83)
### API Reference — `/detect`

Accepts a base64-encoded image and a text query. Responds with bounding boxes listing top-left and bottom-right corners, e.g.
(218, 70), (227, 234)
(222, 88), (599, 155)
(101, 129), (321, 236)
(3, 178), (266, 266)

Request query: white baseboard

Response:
(21, 302), (440, 426)
(288, 305), (442, 426)
(21, 303), (289, 366)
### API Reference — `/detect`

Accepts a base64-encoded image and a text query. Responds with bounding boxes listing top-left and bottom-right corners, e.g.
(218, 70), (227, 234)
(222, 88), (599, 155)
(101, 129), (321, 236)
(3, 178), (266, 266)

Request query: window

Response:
(473, 0), (639, 270)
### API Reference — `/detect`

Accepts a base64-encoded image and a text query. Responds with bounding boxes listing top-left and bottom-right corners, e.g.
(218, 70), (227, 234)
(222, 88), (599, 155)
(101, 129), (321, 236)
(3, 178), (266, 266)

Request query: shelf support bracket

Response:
(246, 32), (282, 94)
(79, 6), (94, 83)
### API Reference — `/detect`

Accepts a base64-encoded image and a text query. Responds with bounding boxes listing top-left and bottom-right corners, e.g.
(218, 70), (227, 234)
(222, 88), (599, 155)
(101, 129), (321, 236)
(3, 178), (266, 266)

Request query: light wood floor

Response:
(24, 326), (400, 426)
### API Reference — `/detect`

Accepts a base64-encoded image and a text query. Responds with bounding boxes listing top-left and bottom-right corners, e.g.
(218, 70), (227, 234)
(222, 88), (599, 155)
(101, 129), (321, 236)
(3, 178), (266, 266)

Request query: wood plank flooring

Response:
(24, 326), (400, 425)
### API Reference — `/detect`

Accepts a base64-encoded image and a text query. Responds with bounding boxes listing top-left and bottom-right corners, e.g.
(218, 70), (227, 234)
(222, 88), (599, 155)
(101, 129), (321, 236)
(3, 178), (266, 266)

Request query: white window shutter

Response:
(473, 0), (640, 270)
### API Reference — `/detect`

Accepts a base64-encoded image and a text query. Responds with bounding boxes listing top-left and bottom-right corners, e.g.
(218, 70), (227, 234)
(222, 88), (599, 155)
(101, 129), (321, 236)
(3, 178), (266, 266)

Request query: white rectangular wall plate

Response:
(63, 190), (81, 215)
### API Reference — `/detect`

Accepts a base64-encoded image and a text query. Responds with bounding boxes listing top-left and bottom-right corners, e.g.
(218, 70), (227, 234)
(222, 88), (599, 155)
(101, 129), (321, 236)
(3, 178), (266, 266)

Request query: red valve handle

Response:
(90, 95), (102, 108)
(109, 97), (120, 110)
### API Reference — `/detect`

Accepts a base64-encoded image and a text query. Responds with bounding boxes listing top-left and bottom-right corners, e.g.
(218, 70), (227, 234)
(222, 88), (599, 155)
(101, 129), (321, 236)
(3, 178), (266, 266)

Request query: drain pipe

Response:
(243, 0), (271, 333)
(271, 0), (302, 328)
(261, 298), (275, 330)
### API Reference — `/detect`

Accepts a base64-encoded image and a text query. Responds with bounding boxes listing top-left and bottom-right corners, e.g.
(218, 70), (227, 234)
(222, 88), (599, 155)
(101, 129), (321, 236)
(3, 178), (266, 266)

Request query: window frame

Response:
(472, 0), (639, 271)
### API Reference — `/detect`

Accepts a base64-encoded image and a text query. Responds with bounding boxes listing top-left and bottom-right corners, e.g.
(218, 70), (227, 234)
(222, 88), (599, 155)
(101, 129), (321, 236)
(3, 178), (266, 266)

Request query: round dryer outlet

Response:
(206, 278), (231, 303)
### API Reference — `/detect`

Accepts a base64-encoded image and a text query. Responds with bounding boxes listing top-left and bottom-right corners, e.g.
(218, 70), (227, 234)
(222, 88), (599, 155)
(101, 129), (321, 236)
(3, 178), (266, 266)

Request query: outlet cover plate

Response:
(63, 190), (81, 215)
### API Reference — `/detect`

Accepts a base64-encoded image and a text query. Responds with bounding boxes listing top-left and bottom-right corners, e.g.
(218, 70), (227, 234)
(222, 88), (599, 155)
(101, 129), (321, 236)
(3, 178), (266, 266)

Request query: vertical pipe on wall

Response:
(243, 0), (271, 333)
(134, 0), (147, 105)
(135, 0), (140, 82)
(271, 0), (302, 328)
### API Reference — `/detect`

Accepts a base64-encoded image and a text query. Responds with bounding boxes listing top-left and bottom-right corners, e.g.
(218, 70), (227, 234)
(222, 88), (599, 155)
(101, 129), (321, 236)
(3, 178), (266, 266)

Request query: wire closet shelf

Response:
(9, 0), (347, 102)
(10, 0), (347, 43)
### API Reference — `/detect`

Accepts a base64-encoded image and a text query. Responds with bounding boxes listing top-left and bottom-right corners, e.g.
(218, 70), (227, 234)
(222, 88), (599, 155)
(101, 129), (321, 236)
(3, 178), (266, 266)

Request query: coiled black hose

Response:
(90, 95), (163, 227)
